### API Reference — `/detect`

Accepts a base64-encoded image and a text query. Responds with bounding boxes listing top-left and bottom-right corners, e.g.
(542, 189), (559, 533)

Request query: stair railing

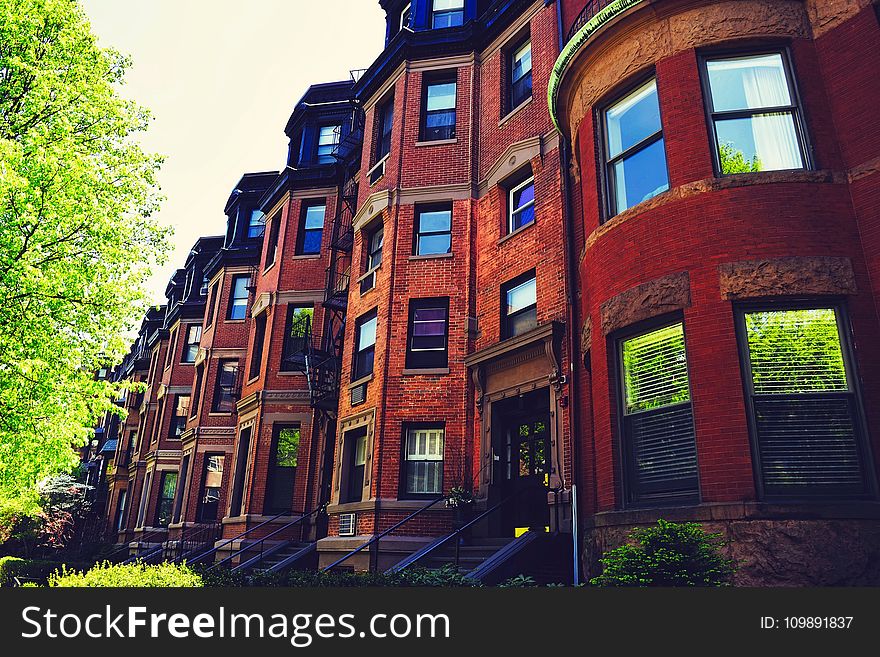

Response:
(211, 505), (325, 571)
(171, 522), (223, 564)
(114, 528), (169, 564)
(188, 510), (292, 566)
(386, 487), (533, 574)
(322, 496), (446, 573)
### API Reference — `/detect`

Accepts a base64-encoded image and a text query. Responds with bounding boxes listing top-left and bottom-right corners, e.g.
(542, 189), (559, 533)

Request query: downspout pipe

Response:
(554, 0), (583, 587)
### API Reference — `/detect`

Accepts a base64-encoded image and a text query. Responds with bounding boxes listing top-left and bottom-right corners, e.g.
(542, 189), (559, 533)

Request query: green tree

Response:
(0, 0), (169, 514)
(718, 142), (761, 174)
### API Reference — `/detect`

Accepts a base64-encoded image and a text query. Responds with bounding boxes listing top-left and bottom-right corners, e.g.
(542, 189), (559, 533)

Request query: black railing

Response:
(171, 522), (223, 564)
(566, 0), (617, 43)
(387, 488), (532, 574)
(117, 528), (169, 565)
(322, 496), (446, 573)
(217, 506), (325, 572)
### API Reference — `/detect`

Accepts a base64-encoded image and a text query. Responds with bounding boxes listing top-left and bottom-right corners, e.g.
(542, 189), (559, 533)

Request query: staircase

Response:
(417, 537), (515, 574)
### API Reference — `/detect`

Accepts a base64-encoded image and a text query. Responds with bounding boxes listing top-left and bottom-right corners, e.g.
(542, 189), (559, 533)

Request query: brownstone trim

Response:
(719, 256), (857, 300)
(600, 272), (692, 335)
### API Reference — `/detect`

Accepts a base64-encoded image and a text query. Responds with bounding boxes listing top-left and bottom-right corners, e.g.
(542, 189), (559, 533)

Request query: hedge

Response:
(48, 561), (204, 587)
(0, 557), (90, 587)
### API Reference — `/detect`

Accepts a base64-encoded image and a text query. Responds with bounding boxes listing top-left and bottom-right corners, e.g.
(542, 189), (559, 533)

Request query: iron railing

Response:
(387, 487), (532, 574)
(188, 510), (291, 566)
(322, 496), (446, 573)
(566, 0), (617, 43)
(170, 522), (223, 564)
(217, 506), (325, 572)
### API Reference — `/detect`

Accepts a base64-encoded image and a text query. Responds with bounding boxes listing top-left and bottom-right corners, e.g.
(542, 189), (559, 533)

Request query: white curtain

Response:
(739, 59), (803, 170)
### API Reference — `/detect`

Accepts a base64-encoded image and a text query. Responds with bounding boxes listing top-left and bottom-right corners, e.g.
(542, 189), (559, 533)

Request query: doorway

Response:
(491, 387), (551, 535)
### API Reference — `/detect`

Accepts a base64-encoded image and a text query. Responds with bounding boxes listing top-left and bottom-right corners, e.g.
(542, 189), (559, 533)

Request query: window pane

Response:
(304, 205), (325, 229)
(606, 79), (662, 158)
(434, 0), (464, 9)
(275, 427), (300, 468)
(706, 54), (791, 112)
(302, 229), (322, 254)
(622, 323), (690, 414)
(359, 316), (377, 349)
(745, 308), (848, 394)
(418, 234), (451, 255)
(612, 137), (669, 212)
(248, 210), (265, 238)
(506, 277), (536, 314)
(512, 42), (532, 82)
(232, 276), (249, 301)
(427, 83), (456, 111)
(508, 308), (537, 336)
(715, 113), (803, 172)
(511, 205), (535, 231)
(319, 125), (340, 146)
(419, 209), (451, 232)
(512, 180), (534, 211)
(205, 455), (224, 488)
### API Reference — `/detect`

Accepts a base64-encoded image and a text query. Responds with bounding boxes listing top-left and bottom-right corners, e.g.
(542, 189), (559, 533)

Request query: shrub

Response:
(48, 561), (203, 587)
(0, 556), (26, 587)
(590, 520), (736, 587)
(497, 574), (536, 588)
(0, 557), (90, 587)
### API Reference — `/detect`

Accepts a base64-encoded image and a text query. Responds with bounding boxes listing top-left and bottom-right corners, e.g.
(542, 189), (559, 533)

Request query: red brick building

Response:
(96, 0), (880, 584)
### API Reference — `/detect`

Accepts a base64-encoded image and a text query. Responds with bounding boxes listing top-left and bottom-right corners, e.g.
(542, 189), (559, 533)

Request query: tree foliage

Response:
(719, 142), (762, 174)
(0, 0), (169, 512)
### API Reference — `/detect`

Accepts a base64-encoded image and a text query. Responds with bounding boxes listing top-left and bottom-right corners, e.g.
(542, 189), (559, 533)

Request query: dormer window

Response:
(317, 125), (341, 164)
(432, 0), (464, 28)
(247, 210), (266, 239)
(400, 2), (412, 31)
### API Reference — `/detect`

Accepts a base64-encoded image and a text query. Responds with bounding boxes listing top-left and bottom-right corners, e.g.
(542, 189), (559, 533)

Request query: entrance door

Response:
(342, 427), (367, 504)
(265, 425), (300, 514)
(492, 388), (551, 535)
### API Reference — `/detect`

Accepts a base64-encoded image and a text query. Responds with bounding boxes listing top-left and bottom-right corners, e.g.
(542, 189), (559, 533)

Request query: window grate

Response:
(338, 513), (356, 537)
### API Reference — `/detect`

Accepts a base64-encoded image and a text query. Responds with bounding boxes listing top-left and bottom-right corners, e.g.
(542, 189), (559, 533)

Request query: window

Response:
(342, 427), (368, 503)
(298, 202), (325, 255)
(317, 125), (340, 164)
(737, 305), (871, 498)
(703, 52), (807, 174)
(432, 0), (464, 28)
(367, 225), (384, 271)
(247, 210), (266, 239)
(508, 174), (535, 233)
(376, 97), (394, 162)
(603, 78), (669, 217)
(406, 298), (449, 369)
(509, 39), (532, 111)
(264, 211), (281, 268)
(229, 427), (252, 517)
(228, 274), (249, 320)
(198, 454), (225, 522)
(265, 425), (300, 514)
(190, 365), (204, 418)
(155, 471), (177, 527)
(361, 225), (384, 294)
(353, 310), (378, 380)
(249, 313), (267, 380)
(400, 2), (412, 30)
(415, 204), (452, 255)
(171, 454), (190, 524)
(618, 322), (699, 504)
(502, 272), (537, 338)
(169, 395), (190, 437)
(403, 426), (444, 496)
(164, 328), (177, 369)
(212, 360), (239, 413)
(182, 324), (201, 363)
(281, 306), (313, 372)
(205, 281), (219, 327)
(422, 76), (456, 141)
(114, 489), (127, 532)
(136, 472), (152, 528)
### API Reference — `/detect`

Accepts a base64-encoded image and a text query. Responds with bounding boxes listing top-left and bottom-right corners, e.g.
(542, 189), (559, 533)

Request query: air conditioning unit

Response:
(338, 513), (356, 537)
(350, 383), (367, 406)
(367, 158), (386, 186)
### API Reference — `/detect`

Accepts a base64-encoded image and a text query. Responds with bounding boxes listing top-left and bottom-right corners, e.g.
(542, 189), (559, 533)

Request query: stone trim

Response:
(600, 272), (691, 335)
(353, 190), (392, 232)
(719, 256), (857, 300)
(251, 292), (272, 317)
(408, 53), (475, 73)
(334, 408), (377, 503)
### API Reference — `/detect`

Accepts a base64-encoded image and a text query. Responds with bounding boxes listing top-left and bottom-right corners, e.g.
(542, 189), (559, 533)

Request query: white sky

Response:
(80, 0), (386, 304)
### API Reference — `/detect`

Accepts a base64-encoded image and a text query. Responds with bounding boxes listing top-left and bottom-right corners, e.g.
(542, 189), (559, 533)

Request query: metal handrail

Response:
(187, 510), (292, 565)
(566, 0), (617, 43)
(322, 496), (446, 573)
(171, 522), (222, 563)
(105, 527), (166, 563)
(387, 487), (533, 574)
(210, 505), (324, 571)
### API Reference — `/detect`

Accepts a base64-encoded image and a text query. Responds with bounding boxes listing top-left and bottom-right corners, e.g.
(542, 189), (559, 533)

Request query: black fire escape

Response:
(304, 71), (365, 412)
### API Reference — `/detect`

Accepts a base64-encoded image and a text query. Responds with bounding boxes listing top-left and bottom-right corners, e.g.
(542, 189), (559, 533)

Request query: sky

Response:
(80, 0), (387, 304)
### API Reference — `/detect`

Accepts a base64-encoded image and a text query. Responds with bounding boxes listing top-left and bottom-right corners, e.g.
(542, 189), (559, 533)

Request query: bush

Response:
(590, 520), (736, 587)
(48, 561), (203, 587)
(0, 557), (90, 587)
